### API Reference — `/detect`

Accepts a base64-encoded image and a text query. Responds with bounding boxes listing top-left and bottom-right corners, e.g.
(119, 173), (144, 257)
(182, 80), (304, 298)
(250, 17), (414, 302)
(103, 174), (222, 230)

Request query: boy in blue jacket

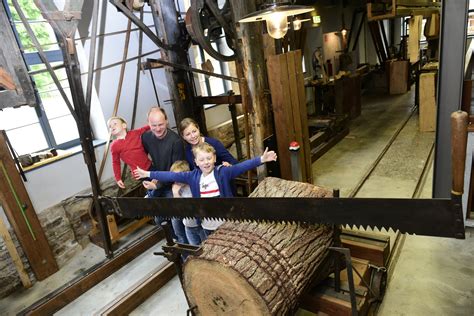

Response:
(134, 142), (277, 236)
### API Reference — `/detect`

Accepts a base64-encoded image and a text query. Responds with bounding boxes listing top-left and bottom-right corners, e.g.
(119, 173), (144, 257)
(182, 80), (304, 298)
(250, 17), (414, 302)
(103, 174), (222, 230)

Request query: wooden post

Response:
(230, 0), (274, 180)
(267, 51), (312, 183)
(0, 215), (31, 288)
(149, 0), (206, 133)
(0, 131), (58, 280)
(419, 72), (437, 131)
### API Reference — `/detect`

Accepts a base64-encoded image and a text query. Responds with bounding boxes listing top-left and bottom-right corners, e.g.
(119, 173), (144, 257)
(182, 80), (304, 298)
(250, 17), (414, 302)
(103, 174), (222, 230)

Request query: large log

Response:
(184, 177), (334, 315)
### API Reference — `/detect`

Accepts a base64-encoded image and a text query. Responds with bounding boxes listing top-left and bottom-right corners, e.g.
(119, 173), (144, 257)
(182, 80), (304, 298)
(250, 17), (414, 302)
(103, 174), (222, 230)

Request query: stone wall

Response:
(0, 231), (35, 298)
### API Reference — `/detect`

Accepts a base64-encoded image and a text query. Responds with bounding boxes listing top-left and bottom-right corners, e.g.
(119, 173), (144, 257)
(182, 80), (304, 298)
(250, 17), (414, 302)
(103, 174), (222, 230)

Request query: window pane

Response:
(49, 115), (79, 144)
(0, 106), (39, 130)
(6, 124), (48, 155)
(40, 89), (73, 119)
(31, 66), (69, 95)
(12, 22), (60, 53)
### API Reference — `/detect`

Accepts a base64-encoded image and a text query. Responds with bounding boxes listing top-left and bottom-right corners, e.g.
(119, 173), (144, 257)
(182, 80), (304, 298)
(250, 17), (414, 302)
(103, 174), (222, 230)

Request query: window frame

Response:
(2, 0), (80, 153)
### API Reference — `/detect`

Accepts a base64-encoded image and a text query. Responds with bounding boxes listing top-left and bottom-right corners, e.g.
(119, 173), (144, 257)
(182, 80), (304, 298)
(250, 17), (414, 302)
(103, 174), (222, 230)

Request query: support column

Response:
(230, 0), (273, 179)
(434, 1), (469, 198)
(149, 0), (205, 132)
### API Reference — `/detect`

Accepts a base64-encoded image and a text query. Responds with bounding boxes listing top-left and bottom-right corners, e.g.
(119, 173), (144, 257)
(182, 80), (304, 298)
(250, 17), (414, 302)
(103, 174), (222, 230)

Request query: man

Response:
(142, 107), (185, 194)
(141, 107), (187, 243)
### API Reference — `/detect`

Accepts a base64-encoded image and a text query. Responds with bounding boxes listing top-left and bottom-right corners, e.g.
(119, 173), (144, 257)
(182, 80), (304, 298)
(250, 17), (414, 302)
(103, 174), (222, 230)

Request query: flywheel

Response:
(185, 0), (237, 62)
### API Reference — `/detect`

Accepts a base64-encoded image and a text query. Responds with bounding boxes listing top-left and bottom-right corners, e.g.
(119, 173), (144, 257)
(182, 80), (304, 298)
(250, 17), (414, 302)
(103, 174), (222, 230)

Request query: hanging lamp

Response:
(239, 2), (314, 39)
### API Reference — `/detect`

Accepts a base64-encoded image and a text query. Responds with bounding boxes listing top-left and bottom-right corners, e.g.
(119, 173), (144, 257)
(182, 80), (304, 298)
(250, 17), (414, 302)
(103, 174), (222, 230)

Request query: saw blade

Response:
(100, 196), (464, 239)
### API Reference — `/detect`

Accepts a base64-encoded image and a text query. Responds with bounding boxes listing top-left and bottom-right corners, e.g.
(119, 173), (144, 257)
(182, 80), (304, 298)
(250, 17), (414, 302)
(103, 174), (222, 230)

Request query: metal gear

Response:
(186, 0), (237, 62)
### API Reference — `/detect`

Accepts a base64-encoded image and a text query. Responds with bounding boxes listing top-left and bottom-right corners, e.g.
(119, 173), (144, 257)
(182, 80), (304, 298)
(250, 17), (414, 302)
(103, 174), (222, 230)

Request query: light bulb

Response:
(293, 18), (302, 31)
(341, 28), (347, 36)
(266, 13), (288, 39)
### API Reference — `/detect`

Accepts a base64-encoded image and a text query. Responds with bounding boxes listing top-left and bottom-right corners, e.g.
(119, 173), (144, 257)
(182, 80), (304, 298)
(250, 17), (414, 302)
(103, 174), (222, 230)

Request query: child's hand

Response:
(172, 183), (182, 197)
(222, 161), (232, 167)
(116, 180), (126, 189)
(261, 147), (277, 163)
(133, 166), (150, 179)
(143, 180), (157, 190)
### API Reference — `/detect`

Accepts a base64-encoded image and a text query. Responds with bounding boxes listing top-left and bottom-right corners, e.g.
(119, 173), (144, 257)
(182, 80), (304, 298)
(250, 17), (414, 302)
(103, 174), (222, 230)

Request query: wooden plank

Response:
(19, 229), (164, 316)
(342, 228), (391, 244)
(267, 54), (292, 180)
(294, 50), (313, 183)
(339, 258), (371, 287)
(301, 286), (367, 316)
(0, 67), (16, 90)
(419, 72), (437, 132)
(99, 262), (176, 315)
(0, 131), (58, 281)
(340, 236), (389, 267)
(0, 215), (32, 288)
(389, 60), (409, 94)
(287, 51), (307, 181)
(408, 16), (423, 63)
(310, 131), (328, 149)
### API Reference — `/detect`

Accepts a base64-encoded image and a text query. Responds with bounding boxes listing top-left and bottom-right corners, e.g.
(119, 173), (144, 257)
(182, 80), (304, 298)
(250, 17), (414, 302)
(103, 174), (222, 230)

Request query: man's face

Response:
(148, 111), (168, 139)
(194, 150), (216, 175)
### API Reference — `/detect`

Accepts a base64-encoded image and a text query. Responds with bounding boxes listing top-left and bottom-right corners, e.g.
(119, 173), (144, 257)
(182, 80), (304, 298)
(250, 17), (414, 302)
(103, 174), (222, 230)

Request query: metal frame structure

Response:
(434, 1), (469, 198)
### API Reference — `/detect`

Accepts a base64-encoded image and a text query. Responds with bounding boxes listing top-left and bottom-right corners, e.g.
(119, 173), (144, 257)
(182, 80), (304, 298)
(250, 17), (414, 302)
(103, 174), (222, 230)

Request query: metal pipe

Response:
(131, 8), (144, 129)
(148, 68), (161, 106)
(85, 0), (100, 114)
(109, 0), (176, 51)
(97, 19), (133, 182)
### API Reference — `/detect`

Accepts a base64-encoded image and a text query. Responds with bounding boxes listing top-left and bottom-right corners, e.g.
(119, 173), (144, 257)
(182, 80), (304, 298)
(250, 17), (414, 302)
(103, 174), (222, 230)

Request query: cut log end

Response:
(185, 260), (269, 315)
(183, 177), (334, 315)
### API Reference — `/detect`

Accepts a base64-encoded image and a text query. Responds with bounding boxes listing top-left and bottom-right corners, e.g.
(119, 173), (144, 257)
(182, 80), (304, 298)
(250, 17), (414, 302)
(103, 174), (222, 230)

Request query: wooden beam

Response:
(0, 67), (16, 90)
(0, 130), (58, 281)
(195, 95), (242, 106)
(98, 262), (176, 315)
(0, 215), (31, 288)
(19, 229), (164, 316)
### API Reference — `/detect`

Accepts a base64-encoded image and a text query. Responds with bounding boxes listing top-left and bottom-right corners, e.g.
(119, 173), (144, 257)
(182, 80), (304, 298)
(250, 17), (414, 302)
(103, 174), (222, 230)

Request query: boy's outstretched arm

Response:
(133, 166), (150, 179)
(260, 147), (277, 163)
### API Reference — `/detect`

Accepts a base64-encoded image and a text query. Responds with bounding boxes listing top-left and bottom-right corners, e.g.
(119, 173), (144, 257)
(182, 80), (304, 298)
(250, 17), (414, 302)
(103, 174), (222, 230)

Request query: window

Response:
(0, 0), (79, 155)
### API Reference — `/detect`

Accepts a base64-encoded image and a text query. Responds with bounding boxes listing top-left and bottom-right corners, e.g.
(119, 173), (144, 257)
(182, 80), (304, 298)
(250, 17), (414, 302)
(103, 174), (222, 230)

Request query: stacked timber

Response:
(184, 177), (334, 315)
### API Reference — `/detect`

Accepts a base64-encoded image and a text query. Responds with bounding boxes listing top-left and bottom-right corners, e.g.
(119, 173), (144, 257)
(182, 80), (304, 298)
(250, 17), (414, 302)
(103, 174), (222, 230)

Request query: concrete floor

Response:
(1, 89), (474, 315)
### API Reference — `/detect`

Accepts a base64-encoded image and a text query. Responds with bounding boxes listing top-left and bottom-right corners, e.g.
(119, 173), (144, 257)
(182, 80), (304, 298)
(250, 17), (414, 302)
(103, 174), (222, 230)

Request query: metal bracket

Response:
(329, 246), (358, 316)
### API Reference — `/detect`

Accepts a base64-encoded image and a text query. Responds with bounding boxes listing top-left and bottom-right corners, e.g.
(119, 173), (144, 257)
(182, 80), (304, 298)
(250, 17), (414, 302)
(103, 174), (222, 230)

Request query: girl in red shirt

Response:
(108, 116), (151, 189)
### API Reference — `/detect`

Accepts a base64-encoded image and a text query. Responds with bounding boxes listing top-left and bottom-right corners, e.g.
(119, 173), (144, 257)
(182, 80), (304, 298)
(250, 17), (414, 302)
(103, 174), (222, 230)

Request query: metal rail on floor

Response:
(348, 105), (418, 198)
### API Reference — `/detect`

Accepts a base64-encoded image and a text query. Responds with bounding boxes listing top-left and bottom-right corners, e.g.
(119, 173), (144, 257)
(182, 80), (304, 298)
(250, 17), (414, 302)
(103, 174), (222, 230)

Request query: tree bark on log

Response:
(184, 177), (334, 315)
